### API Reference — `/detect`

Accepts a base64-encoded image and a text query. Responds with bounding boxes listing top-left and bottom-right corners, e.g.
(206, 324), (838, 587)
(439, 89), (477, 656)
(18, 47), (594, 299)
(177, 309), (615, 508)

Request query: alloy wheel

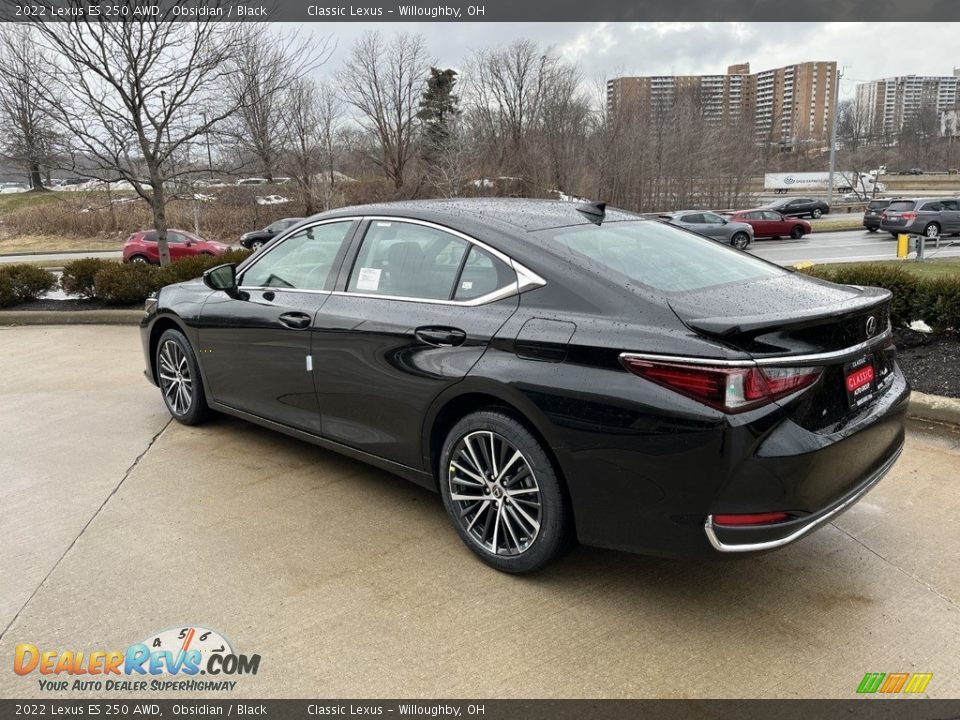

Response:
(925, 224), (940, 238)
(447, 430), (542, 557)
(131, 256), (148, 264)
(158, 339), (193, 416)
(731, 232), (749, 250)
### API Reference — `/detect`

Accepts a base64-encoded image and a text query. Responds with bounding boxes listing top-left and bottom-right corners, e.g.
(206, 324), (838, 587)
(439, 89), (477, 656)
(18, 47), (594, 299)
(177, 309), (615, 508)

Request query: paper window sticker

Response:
(356, 267), (382, 291)
(376, 222), (392, 227)
(461, 281), (473, 290)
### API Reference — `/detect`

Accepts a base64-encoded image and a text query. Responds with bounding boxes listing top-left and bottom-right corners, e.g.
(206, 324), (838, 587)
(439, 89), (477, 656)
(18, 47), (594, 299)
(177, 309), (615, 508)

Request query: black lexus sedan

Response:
(140, 199), (908, 573)
(239, 217), (305, 251)
(763, 197), (831, 219)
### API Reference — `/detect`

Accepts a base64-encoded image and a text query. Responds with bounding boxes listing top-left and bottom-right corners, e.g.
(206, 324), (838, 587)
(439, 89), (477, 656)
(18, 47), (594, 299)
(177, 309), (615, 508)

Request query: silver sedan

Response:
(660, 210), (754, 249)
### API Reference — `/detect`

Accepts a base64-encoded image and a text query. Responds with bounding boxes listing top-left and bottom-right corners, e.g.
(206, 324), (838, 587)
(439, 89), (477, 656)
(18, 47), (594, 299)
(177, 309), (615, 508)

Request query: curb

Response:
(0, 310), (142, 326)
(907, 391), (960, 428)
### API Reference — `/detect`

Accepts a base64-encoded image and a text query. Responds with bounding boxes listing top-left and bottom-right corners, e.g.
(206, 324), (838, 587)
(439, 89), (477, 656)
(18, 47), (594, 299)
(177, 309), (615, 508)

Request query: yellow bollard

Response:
(896, 234), (909, 259)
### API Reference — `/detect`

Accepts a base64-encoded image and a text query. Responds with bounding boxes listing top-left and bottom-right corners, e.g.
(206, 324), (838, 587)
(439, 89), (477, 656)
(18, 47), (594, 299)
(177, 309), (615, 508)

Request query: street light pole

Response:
(827, 65), (844, 207)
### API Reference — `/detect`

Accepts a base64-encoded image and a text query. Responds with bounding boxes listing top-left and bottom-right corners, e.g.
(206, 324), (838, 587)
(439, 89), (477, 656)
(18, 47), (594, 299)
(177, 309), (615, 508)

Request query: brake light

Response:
(713, 512), (789, 526)
(901, 212), (918, 221)
(619, 358), (822, 413)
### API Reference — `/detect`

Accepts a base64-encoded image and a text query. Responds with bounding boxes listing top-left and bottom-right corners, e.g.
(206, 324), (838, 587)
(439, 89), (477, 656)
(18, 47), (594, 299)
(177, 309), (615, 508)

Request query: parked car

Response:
(239, 217), (305, 251)
(898, 168), (924, 175)
(879, 198), (960, 238)
(141, 199), (908, 572)
(726, 209), (812, 239)
(862, 199), (892, 233)
(659, 210), (754, 249)
(123, 229), (230, 264)
(763, 197), (830, 219)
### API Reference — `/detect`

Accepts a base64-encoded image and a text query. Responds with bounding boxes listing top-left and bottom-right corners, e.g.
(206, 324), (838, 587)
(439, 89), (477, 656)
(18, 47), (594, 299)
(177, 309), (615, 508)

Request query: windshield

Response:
(535, 220), (785, 293)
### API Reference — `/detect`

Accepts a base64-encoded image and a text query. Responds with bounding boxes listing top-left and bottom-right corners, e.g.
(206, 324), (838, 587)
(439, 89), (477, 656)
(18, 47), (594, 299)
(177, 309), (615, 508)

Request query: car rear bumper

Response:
(863, 216), (881, 230)
(559, 368), (909, 558)
(703, 442), (901, 552)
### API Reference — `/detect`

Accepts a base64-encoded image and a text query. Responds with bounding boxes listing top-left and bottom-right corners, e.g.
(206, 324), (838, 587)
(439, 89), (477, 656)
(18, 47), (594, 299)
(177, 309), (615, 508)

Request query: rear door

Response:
(883, 200), (916, 230)
(311, 218), (521, 469)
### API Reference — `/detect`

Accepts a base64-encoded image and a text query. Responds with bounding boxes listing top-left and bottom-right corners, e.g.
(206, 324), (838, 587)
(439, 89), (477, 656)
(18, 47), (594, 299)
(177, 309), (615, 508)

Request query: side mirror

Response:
(203, 263), (239, 298)
(185, 240), (193, 247)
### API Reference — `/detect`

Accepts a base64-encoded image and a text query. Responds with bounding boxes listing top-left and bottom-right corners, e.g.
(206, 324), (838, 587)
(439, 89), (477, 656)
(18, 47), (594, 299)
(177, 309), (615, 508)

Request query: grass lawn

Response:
(0, 234), (122, 255)
(818, 257), (960, 279)
(810, 217), (862, 233)
(0, 190), (70, 212)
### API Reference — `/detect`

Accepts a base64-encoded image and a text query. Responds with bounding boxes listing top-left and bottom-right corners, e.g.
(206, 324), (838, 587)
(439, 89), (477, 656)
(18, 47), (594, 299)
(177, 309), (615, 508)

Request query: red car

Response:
(726, 210), (812, 240)
(122, 229), (229, 264)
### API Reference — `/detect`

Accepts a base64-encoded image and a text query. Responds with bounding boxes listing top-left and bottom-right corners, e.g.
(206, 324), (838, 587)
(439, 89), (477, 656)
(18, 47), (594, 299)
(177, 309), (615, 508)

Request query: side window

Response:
(924, 203), (943, 212)
(702, 212), (725, 224)
(940, 200), (958, 211)
(240, 221), (353, 290)
(680, 214), (704, 224)
(454, 246), (516, 301)
(347, 221), (469, 300)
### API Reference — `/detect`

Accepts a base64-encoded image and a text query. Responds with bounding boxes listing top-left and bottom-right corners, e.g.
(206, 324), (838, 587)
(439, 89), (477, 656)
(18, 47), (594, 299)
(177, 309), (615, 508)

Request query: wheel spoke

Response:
(462, 436), (486, 476)
(495, 450), (523, 482)
(451, 460), (485, 484)
(501, 505), (522, 549)
(491, 503), (502, 555)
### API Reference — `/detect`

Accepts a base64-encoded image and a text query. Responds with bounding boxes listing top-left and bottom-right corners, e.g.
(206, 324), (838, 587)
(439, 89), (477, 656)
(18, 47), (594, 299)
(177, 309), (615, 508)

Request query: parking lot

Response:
(2, 324), (959, 699)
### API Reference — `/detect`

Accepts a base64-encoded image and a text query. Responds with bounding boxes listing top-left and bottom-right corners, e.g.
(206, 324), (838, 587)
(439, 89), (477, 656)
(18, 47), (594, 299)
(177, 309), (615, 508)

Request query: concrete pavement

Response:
(1, 325), (959, 699)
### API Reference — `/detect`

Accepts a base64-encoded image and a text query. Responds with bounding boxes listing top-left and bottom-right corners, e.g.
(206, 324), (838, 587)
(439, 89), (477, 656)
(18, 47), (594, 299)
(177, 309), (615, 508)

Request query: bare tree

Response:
(227, 28), (334, 182)
(339, 31), (429, 190)
(281, 78), (343, 214)
(0, 26), (57, 190)
(26, 8), (244, 265)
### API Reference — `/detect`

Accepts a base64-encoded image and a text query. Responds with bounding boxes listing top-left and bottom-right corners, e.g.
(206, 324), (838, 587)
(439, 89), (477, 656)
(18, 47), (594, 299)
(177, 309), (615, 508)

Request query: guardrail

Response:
(896, 232), (960, 261)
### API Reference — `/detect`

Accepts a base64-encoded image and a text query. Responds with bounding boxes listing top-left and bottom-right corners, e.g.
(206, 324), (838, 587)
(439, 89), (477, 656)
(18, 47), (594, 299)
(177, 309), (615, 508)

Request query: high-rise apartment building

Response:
(606, 61), (839, 145)
(855, 71), (960, 136)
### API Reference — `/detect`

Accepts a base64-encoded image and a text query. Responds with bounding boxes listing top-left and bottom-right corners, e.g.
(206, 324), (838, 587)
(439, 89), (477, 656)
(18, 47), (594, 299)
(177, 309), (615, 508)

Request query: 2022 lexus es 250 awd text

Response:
(140, 199), (909, 573)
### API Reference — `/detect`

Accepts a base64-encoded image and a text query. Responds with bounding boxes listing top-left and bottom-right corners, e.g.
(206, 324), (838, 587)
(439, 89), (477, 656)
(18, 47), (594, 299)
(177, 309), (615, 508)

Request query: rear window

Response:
(887, 201), (917, 212)
(535, 220), (784, 293)
(868, 200), (890, 210)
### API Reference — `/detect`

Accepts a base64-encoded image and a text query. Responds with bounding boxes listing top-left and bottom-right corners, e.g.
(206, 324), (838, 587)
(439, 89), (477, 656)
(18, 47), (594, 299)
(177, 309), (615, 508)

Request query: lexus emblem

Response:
(865, 316), (878, 337)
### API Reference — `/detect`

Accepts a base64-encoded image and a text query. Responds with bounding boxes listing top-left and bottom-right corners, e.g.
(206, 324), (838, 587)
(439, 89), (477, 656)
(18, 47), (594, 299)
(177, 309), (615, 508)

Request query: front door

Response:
(312, 219), (520, 469)
(198, 219), (358, 434)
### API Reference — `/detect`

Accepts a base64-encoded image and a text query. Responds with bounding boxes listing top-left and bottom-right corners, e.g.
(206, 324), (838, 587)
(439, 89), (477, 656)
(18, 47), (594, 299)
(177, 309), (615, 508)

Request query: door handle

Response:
(415, 326), (467, 347)
(278, 311), (312, 330)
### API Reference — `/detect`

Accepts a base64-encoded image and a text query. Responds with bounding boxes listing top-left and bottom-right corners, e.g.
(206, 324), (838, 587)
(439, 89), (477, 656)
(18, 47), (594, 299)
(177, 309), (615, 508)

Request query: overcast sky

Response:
(298, 21), (960, 100)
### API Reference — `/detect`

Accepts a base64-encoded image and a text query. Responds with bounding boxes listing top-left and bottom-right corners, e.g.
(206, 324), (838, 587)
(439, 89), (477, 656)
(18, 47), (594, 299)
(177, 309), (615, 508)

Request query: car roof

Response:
(316, 198), (641, 233)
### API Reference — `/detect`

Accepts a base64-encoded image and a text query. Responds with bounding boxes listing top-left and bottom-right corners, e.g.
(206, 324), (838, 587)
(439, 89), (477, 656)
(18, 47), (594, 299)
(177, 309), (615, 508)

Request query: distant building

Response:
(606, 61), (838, 146)
(942, 109), (959, 137)
(855, 70), (960, 136)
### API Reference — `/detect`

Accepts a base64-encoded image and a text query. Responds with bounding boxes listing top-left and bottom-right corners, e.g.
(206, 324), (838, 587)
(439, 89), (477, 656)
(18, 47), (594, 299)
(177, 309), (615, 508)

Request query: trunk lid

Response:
(668, 273), (895, 433)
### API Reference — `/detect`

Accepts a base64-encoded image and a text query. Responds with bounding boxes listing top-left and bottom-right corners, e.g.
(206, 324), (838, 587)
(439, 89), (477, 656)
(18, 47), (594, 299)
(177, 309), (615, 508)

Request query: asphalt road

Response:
(750, 229), (960, 265)
(1, 325), (959, 699)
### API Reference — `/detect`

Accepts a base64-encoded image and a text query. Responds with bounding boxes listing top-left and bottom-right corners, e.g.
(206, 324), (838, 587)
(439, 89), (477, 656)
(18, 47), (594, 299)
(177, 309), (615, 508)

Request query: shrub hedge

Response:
(60, 258), (117, 298)
(92, 250), (252, 305)
(0, 264), (57, 308)
(799, 264), (960, 333)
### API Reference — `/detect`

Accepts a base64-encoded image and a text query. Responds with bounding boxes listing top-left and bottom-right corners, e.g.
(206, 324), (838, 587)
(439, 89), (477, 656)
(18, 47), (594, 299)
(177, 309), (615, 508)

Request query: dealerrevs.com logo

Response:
(13, 626), (260, 693)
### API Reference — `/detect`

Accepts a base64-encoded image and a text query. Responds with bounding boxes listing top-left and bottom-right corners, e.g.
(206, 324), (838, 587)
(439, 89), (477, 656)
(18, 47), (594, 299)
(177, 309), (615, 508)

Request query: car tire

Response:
(251, 240), (265, 251)
(812, 208), (823, 219)
(731, 232), (750, 250)
(129, 255), (150, 264)
(867, 227), (878, 233)
(924, 223), (940, 239)
(155, 329), (211, 426)
(790, 226), (804, 239)
(439, 410), (572, 574)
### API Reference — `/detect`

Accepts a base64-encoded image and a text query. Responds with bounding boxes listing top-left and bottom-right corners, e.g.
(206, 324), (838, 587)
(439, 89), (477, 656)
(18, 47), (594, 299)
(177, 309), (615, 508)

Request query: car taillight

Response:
(619, 358), (823, 413)
(713, 512), (789, 526)
(880, 213), (887, 220)
(901, 212), (918, 221)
